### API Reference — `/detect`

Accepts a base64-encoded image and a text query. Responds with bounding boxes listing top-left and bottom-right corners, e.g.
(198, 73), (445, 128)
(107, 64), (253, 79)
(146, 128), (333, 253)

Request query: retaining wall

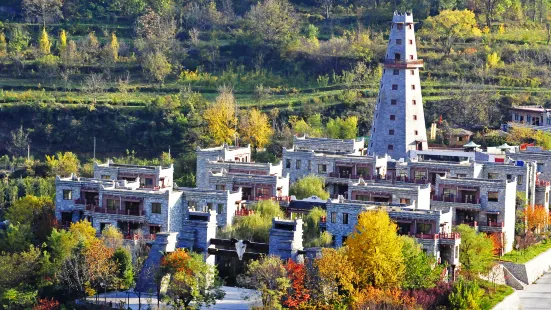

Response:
(500, 247), (551, 285)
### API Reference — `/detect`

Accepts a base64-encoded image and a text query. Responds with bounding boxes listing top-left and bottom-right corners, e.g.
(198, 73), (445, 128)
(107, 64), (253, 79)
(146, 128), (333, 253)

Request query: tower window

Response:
(412, 100), (417, 105)
(392, 84), (398, 90)
(396, 39), (402, 45)
(410, 70), (415, 75)
(414, 130), (418, 135)
(409, 55), (414, 60)
(413, 115), (417, 120)
(390, 115), (396, 120)
(373, 127), (375, 132)
(389, 130), (394, 135)
(388, 144), (394, 151)
(393, 69), (399, 75)
(409, 24), (412, 29)
(397, 24), (403, 30)
(391, 99), (397, 105)
(411, 85), (416, 90)
(409, 39), (413, 44)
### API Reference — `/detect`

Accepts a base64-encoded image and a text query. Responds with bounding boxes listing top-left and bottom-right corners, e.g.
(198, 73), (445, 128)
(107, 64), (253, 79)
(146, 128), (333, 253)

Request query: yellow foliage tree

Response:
(315, 247), (359, 305)
(346, 209), (405, 289)
(39, 28), (51, 54)
(110, 32), (119, 61)
(486, 52), (501, 68)
(421, 10), (481, 56)
(203, 88), (237, 145)
(238, 108), (273, 149)
(525, 205), (548, 233)
(59, 29), (67, 50)
(101, 225), (123, 249)
(69, 220), (98, 247)
(46, 151), (80, 177)
(0, 32), (6, 56)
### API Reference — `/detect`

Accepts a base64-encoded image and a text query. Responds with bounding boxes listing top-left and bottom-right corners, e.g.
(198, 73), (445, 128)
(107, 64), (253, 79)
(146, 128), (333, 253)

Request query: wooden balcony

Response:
(479, 221), (504, 233)
(383, 59), (424, 68)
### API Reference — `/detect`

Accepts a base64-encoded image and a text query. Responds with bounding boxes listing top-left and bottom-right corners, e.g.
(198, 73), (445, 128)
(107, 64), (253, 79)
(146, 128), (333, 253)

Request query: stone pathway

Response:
(86, 286), (261, 309)
(517, 271), (551, 310)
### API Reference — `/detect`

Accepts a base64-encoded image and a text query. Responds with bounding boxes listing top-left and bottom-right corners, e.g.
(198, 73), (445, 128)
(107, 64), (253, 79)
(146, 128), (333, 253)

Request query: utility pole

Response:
(168, 145), (171, 161)
(93, 136), (96, 160)
(27, 144), (30, 161)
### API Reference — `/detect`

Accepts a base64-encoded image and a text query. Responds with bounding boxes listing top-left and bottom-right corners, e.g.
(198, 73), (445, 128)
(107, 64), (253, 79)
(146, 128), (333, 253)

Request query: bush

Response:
(448, 279), (484, 310)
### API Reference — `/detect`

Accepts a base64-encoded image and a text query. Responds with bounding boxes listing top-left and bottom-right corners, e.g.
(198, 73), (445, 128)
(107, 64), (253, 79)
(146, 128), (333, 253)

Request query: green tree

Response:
(326, 116), (358, 139)
(238, 255), (290, 309)
(421, 10), (482, 56)
(39, 27), (50, 54)
(142, 52), (172, 85)
(5, 195), (56, 245)
(289, 175), (329, 200)
(0, 224), (33, 253)
(46, 152), (80, 177)
(112, 247), (134, 289)
(228, 200), (283, 242)
(304, 207), (330, 247)
(454, 225), (495, 278)
(7, 125), (31, 157)
(346, 209), (405, 289)
(400, 236), (443, 289)
(448, 279), (484, 310)
(7, 26), (30, 54)
(242, 0), (299, 51)
(22, 0), (63, 27)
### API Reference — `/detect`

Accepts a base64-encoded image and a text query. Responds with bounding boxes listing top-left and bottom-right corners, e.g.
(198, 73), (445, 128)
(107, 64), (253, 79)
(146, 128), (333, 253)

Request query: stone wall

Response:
(269, 218), (303, 262)
(135, 232), (178, 293)
(501, 248), (551, 285)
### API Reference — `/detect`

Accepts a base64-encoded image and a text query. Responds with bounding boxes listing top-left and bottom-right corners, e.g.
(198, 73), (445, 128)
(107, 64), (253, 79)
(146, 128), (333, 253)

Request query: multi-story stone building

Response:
(348, 179), (431, 209)
(431, 175), (517, 253)
(55, 174), (183, 238)
(368, 12), (428, 159)
(93, 160), (174, 189)
(206, 169), (289, 201)
(510, 105), (551, 126)
(196, 144), (252, 188)
(325, 199), (460, 271)
(177, 187), (243, 228)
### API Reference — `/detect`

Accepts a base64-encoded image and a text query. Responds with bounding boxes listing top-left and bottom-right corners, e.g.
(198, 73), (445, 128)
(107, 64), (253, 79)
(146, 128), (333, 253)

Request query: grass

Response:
(478, 279), (515, 310)
(500, 239), (551, 264)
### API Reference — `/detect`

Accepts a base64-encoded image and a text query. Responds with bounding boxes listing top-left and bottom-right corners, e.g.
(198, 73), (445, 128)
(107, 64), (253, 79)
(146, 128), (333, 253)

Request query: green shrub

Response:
(449, 279), (484, 310)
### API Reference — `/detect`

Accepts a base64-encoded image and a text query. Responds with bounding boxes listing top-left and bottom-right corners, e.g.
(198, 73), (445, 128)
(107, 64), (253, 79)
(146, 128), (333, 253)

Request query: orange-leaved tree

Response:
(355, 286), (417, 309)
(525, 205), (548, 233)
(161, 248), (193, 274)
(346, 209), (405, 289)
(283, 259), (310, 308)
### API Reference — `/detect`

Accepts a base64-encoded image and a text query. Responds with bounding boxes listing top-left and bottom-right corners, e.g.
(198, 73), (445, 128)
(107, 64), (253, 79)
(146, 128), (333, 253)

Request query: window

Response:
(391, 99), (397, 105)
(188, 201), (197, 209)
(392, 84), (398, 90)
(408, 24), (412, 29)
(457, 136), (463, 142)
(308, 160), (312, 171)
(373, 127), (375, 132)
(390, 115), (396, 120)
(408, 39), (413, 45)
(388, 144), (394, 151)
(144, 178), (154, 187)
(152, 203), (162, 214)
(101, 175), (111, 180)
(414, 130), (418, 135)
(331, 212), (337, 223)
(393, 69), (399, 75)
(412, 99), (416, 105)
(514, 113), (519, 121)
(216, 184), (226, 190)
(416, 223), (432, 234)
(217, 204), (224, 214)
(411, 85), (416, 90)
(537, 163), (544, 173)
(409, 55), (414, 60)
(400, 198), (411, 204)
(63, 190), (72, 200)
(318, 164), (327, 173)
(342, 236), (348, 244)
(410, 70), (415, 75)
(107, 199), (119, 210)
(506, 174), (512, 180)
(296, 160), (301, 169)
(518, 175), (524, 185)
(396, 39), (402, 45)
(343, 213), (349, 224)
(389, 129), (395, 135)
(397, 24), (403, 30)
(413, 115), (417, 120)
(207, 202), (213, 211)
(286, 159), (291, 169)
(457, 174), (467, 178)
(414, 171), (426, 180)
(488, 191), (499, 202)
(487, 173), (499, 180)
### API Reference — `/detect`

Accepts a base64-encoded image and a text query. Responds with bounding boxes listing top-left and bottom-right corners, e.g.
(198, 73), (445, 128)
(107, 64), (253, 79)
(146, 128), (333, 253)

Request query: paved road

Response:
(87, 286), (261, 309)
(518, 271), (551, 310)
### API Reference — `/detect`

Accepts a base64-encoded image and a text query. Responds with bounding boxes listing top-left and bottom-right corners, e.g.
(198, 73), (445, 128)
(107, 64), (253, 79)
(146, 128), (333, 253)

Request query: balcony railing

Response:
(254, 195), (291, 202)
(383, 59), (424, 68)
(85, 205), (144, 216)
(413, 232), (461, 240)
(484, 221), (504, 227)
(124, 233), (156, 240)
(454, 220), (478, 227)
(235, 209), (255, 216)
(432, 195), (480, 205)
(328, 172), (363, 180)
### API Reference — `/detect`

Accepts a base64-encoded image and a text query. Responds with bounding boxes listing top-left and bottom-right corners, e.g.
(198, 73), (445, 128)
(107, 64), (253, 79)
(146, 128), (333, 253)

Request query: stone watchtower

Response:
(368, 12), (428, 160)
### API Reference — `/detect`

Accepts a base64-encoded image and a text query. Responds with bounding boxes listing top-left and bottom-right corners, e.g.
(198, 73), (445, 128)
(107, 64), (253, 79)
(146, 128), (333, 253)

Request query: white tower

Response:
(367, 12), (428, 160)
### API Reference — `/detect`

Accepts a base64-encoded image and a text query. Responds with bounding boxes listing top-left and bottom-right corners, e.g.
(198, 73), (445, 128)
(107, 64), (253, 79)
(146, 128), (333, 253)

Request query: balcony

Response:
(432, 195), (481, 210)
(124, 233), (156, 241)
(84, 205), (146, 220)
(328, 172), (362, 180)
(383, 59), (424, 68)
(254, 195), (291, 202)
(479, 221), (504, 233)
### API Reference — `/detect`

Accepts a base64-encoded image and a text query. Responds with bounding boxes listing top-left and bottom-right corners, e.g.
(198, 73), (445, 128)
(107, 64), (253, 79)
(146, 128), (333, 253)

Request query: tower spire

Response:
(368, 12), (428, 160)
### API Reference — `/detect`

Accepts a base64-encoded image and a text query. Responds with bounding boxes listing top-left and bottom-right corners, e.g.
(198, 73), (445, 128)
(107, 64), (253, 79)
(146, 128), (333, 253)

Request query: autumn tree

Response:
(314, 247), (358, 305)
(0, 32), (6, 56)
(203, 87), (237, 145)
(474, 0), (510, 28)
(142, 52), (172, 86)
(101, 225), (124, 249)
(110, 32), (119, 61)
(238, 108), (273, 149)
(290, 175), (330, 200)
(59, 29), (66, 51)
(68, 220), (98, 247)
(421, 10), (481, 56)
(238, 255), (290, 309)
(46, 152), (80, 177)
(5, 195), (56, 245)
(524, 205), (548, 233)
(346, 209), (405, 289)
(454, 224), (495, 279)
(22, 0), (63, 27)
(39, 28), (50, 54)
(283, 259), (310, 308)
